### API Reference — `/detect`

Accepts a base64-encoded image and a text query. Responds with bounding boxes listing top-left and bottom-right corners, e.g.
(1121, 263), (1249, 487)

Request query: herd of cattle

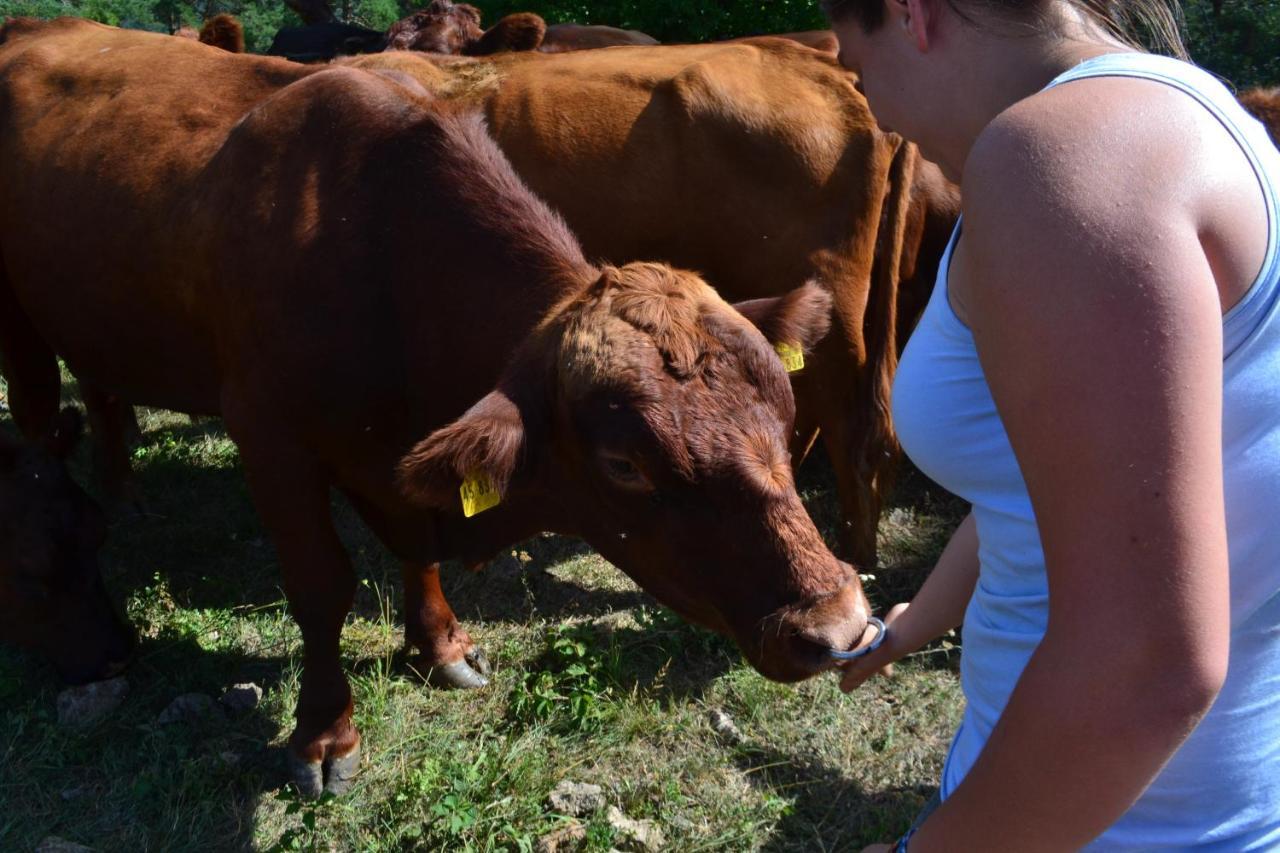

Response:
(0, 7), (1276, 798)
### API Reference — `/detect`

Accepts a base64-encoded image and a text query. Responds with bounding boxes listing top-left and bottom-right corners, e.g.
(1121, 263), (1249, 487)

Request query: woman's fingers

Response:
(838, 603), (911, 693)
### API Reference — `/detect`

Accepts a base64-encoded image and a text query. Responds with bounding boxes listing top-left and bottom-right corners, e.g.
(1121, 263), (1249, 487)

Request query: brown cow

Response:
(0, 19), (872, 796)
(727, 30), (839, 54)
(173, 14), (245, 53)
(0, 408), (135, 684)
(1240, 87), (1280, 148)
(349, 42), (918, 569)
(385, 1), (545, 55)
(896, 150), (961, 345)
(540, 23), (658, 52)
(384, 1), (655, 56)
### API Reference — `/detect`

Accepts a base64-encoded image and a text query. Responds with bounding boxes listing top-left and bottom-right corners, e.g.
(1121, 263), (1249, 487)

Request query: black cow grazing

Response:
(269, 22), (387, 62)
(0, 409), (134, 683)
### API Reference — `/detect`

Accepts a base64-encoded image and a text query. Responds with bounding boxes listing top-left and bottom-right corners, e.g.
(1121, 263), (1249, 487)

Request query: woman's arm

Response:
(909, 80), (1233, 852)
(839, 510), (978, 691)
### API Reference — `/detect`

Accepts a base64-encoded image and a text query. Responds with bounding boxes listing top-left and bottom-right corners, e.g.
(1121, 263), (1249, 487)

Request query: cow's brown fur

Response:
(1240, 87), (1280, 148)
(385, 1), (546, 56)
(539, 23), (658, 53)
(348, 42), (921, 568)
(727, 30), (839, 54)
(199, 13), (244, 53)
(0, 19), (869, 793)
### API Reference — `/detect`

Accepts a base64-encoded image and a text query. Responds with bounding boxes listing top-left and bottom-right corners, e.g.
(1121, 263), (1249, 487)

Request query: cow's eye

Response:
(601, 454), (648, 490)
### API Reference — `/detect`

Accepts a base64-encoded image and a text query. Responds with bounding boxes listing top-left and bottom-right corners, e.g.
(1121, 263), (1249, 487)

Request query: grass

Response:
(0, 374), (968, 852)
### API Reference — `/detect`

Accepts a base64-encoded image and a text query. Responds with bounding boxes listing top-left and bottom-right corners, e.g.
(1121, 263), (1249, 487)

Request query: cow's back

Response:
(0, 19), (316, 409)
(385, 42), (893, 300)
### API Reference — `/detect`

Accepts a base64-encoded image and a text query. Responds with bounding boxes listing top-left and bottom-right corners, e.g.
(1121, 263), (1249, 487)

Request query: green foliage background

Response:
(0, 0), (1276, 86)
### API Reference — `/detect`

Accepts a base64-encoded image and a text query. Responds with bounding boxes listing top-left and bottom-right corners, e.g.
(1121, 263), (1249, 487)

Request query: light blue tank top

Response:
(893, 53), (1280, 851)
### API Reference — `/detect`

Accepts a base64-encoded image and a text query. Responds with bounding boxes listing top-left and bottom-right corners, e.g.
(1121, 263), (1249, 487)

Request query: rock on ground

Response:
(605, 805), (665, 852)
(219, 682), (263, 713)
(56, 678), (129, 728)
(548, 780), (605, 818)
(157, 693), (218, 724)
(535, 821), (587, 853)
(708, 708), (744, 745)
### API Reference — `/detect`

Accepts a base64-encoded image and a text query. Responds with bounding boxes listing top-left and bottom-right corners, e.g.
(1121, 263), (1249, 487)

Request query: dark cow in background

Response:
(384, 0), (656, 56)
(540, 23), (657, 52)
(351, 42), (921, 569)
(0, 19), (872, 796)
(269, 21), (387, 62)
(0, 409), (134, 684)
(1240, 87), (1280, 148)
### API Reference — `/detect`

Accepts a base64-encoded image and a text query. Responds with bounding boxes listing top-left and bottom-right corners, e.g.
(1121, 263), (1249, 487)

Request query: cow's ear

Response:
(470, 12), (545, 55)
(458, 2), (482, 26)
(398, 389), (526, 510)
(41, 407), (83, 461)
(733, 281), (833, 353)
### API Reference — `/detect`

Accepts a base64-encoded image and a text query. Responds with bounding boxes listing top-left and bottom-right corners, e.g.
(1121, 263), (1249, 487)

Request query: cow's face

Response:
(0, 411), (134, 683)
(385, 0), (484, 55)
(401, 264), (871, 682)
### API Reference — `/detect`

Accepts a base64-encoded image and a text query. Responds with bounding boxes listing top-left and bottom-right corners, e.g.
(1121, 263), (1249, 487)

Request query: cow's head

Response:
(384, 1), (545, 56)
(0, 410), (134, 683)
(400, 264), (871, 681)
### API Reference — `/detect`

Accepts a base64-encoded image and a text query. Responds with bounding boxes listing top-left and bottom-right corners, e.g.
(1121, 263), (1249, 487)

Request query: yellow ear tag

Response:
(775, 342), (805, 373)
(460, 473), (501, 518)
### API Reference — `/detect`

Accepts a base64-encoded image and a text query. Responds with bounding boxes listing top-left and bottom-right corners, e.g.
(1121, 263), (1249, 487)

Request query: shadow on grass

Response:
(0, 634), (296, 852)
(734, 741), (935, 853)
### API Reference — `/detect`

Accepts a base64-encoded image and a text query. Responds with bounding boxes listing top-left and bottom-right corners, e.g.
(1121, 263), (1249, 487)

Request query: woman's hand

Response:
(838, 603), (911, 692)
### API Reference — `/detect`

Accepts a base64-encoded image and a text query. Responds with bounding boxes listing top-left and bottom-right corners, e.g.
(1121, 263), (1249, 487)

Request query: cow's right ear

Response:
(732, 281), (833, 354)
(469, 12), (546, 55)
(397, 389), (526, 510)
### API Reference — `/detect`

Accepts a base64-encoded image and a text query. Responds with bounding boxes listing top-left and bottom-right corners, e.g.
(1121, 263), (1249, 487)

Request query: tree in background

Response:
(1183, 0), (1280, 90)
(0, 0), (1275, 85)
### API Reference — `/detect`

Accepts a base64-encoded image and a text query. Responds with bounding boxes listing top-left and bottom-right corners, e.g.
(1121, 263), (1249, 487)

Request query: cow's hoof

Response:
(427, 659), (489, 690)
(289, 745), (361, 798)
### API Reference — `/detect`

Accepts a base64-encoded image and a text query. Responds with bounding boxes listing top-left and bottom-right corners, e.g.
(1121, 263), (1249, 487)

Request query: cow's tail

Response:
(861, 136), (917, 510)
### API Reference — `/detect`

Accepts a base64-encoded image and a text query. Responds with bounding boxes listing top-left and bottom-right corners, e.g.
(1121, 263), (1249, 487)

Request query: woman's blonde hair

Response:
(820, 0), (1188, 60)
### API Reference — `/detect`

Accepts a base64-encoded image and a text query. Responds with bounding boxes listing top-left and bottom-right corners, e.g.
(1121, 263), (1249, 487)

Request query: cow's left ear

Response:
(470, 12), (546, 55)
(398, 389), (527, 510)
(733, 281), (833, 353)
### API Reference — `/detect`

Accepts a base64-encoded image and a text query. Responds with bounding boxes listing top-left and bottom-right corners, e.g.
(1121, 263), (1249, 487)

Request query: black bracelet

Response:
(894, 826), (918, 852)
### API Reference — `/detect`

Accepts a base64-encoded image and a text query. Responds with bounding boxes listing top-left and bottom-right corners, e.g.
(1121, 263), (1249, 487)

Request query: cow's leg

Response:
(0, 258), (61, 439)
(402, 561), (490, 689)
(796, 345), (887, 572)
(232, 432), (360, 797)
(81, 383), (145, 518)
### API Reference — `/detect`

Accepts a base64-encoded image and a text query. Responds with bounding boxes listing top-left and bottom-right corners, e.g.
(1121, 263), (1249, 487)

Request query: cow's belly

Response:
(1, 219), (223, 415)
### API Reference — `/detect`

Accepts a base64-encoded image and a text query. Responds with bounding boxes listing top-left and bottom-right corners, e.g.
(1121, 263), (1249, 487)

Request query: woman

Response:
(824, 1), (1280, 850)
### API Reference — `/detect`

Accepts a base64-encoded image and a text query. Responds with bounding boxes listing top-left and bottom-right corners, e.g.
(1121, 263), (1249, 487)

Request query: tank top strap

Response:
(1046, 53), (1280, 359)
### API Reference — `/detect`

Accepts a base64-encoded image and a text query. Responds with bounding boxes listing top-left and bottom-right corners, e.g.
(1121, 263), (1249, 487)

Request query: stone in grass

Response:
(707, 708), (744, 745)
(56, 677), (129, 728)
(36, 837), (97, 853)
(535, 821), (587, 853)
(219, 682), (263, 714)
(548, 780), (606, 818)
(605, 805), (665, 852)
(157, 693), (219, 725)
